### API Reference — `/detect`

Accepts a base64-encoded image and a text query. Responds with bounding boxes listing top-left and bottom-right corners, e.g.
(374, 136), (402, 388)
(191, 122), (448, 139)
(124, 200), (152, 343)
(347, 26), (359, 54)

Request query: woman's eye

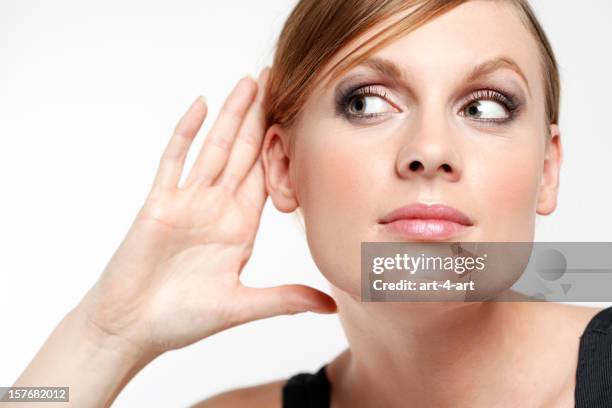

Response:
(462, 100), (509, 120)
(347, 95), (394, 116)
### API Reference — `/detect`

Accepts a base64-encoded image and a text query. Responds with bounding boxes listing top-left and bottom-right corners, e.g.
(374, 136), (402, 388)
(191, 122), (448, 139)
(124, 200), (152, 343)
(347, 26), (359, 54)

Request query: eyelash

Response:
(458, 88), (521, 124)
(337, 85), (393, 120)
(337, 84), (522, 125)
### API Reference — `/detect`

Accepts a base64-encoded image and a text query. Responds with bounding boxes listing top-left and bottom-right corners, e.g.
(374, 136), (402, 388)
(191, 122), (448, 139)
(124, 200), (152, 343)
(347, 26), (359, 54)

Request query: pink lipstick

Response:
(378, 203), (473, 240)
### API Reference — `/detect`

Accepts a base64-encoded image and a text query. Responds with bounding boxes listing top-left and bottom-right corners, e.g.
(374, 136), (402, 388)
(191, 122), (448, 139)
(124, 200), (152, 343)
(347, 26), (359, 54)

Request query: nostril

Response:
(441, 163), (452, 172)
(409, 161), (422, 171)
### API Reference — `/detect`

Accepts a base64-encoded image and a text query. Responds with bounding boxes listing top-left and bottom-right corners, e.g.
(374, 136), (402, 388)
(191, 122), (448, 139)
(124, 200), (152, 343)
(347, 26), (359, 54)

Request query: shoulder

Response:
(529, 302), (604, 333)
(515, 302), (605, 351)
(190, 379), (286, 408)
(551, 303), (605, 328)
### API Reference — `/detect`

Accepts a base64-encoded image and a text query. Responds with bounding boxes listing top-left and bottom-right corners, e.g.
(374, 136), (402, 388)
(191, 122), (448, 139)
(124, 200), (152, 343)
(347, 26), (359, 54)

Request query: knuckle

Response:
(206, 134), (232, 150)
(172, 125), (193, 142)
(160, 151), (183, 164)
(237, 130), (259, 149)
(222, 100), (246, 119)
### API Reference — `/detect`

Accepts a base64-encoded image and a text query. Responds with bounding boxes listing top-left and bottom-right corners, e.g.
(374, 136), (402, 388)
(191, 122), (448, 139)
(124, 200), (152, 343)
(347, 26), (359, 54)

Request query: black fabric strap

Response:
(282, 364), (330, 408)
(575, 306), (612, 408)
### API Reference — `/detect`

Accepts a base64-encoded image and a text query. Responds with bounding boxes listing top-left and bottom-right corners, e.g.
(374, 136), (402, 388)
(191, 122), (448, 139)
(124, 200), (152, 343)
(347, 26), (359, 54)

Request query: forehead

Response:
(308, 0), (543, 103)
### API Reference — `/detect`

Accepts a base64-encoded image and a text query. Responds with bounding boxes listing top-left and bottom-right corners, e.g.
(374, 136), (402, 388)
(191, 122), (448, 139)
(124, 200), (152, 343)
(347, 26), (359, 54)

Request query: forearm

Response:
(7, 305), (160, 408)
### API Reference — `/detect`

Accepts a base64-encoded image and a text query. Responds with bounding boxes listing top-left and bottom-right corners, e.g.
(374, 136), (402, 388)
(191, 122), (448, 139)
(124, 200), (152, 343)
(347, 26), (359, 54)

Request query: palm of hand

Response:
(81, 69), (336, 355)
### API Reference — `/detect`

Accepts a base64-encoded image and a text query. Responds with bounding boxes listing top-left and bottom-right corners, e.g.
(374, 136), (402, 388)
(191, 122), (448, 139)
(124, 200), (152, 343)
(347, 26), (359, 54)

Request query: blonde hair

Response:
(263, 0), (560, 228)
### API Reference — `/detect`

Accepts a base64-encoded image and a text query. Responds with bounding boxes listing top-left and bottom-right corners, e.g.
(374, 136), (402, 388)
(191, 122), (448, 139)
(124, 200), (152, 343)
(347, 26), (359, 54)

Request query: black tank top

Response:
(283, 306), (612, 408)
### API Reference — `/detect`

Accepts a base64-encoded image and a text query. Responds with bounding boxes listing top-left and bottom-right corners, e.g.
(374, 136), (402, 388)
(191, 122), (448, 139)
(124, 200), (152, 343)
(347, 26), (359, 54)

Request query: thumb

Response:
(233, 284), (337, 324)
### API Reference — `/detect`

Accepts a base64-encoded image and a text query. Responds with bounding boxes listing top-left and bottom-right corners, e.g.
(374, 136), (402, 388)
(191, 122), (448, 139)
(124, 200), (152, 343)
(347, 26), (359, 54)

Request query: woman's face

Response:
(263, 0), (561, 296)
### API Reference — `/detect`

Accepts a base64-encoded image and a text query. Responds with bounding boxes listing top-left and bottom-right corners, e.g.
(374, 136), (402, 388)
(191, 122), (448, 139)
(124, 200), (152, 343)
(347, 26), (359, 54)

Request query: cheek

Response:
(295, 131), (381, 227)
(293, 130), (380, 293)
(471, 135), (544, 241)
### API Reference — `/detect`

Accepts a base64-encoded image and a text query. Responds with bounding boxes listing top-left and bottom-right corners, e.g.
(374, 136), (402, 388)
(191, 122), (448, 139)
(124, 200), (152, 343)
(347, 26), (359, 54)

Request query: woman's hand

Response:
(78, 68), (337, 356)
(9, 68), (336, 408)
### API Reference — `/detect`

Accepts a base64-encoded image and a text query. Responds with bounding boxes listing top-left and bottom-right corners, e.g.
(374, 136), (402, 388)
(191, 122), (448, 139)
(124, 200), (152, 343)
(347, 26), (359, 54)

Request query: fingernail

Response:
(238, 75), (256, 93)
(197, 95), (207, 105)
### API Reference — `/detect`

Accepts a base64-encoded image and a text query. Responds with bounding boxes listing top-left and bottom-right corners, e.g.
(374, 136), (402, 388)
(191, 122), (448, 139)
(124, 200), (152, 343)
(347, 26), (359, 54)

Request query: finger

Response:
(182, 77), (258, 189)
(216, 67), (270, 191)
(149, 96), (207, 195)
(235, 155), (267, 213)
(232, 284), (337, 325)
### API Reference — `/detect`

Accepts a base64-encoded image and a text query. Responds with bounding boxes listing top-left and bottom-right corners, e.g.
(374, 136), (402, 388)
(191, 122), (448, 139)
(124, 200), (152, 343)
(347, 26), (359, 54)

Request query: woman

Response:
(8, 0), (610, 407)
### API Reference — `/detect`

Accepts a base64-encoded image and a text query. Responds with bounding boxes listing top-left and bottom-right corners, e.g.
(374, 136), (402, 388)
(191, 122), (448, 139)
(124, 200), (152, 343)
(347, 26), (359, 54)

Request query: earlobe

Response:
(261, 124), (299, 213)
(536, 124), (562, 216)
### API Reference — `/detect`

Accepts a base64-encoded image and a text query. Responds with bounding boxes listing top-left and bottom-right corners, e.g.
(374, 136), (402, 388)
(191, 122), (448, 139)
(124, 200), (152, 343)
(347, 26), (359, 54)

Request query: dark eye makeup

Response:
(334, 83), (395, 121)
(457, 88), (522, 124)
(334, 81), (523, 126)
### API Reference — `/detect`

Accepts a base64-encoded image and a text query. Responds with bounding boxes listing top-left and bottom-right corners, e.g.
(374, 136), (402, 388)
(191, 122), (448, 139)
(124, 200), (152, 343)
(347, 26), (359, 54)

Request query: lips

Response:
(378, 203), (473, 240)
(379, 203), (474, 225)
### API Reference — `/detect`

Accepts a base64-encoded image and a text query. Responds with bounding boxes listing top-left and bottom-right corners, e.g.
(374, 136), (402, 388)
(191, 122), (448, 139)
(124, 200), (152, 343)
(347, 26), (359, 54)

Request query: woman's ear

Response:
(261, 124), (299, 213)
(536, 124), (563, 216)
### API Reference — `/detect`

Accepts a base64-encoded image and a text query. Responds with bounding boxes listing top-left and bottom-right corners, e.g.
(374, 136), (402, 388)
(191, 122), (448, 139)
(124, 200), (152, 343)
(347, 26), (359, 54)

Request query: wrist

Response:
(68, 302), (161, 369)
(59, 305), (161, 406)
(10, 304), (163, 407)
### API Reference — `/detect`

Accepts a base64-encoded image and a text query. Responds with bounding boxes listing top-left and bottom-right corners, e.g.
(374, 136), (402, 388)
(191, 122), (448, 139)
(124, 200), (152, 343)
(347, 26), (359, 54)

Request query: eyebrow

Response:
(348, 55), (531, 97)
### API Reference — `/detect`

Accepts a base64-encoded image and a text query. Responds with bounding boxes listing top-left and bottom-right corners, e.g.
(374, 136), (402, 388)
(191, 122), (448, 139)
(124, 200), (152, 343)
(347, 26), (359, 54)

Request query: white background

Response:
(1, 1), (611, 406)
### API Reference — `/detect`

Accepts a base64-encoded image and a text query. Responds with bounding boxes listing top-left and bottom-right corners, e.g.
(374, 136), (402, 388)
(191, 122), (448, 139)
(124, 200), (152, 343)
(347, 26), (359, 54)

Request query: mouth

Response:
(378, 202), (474, 241)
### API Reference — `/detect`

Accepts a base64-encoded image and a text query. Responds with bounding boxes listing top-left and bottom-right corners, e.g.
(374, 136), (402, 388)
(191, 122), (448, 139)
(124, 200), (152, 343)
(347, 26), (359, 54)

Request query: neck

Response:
(328, 288), (556, 407)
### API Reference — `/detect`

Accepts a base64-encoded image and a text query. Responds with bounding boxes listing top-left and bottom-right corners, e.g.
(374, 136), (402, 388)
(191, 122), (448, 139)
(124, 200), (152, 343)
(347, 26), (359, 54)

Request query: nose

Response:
(396, 117), (462, 182)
